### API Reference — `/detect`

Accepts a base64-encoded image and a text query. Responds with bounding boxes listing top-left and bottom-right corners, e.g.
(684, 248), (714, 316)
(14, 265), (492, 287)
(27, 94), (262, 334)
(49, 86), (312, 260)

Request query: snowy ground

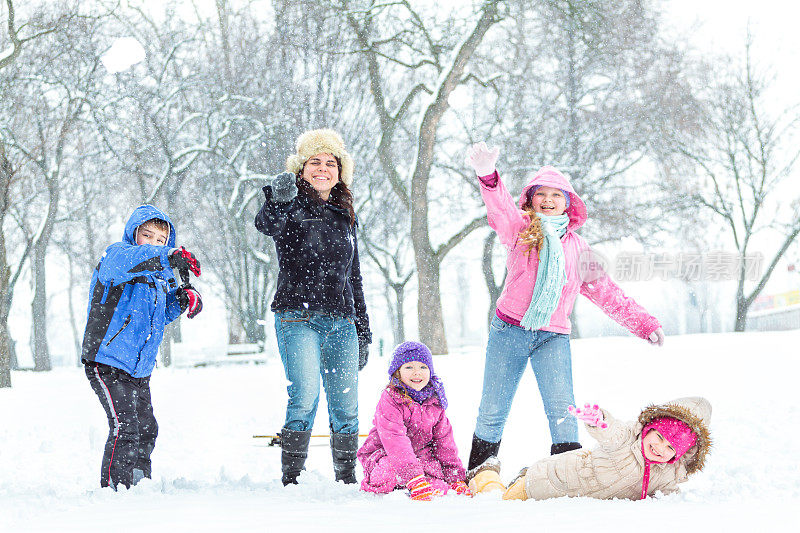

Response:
(2, 330), (799, 532)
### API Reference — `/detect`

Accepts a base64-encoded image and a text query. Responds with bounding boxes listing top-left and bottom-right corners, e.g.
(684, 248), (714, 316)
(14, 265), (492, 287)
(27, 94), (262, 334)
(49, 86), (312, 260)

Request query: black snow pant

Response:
(85, 362), (158, 489)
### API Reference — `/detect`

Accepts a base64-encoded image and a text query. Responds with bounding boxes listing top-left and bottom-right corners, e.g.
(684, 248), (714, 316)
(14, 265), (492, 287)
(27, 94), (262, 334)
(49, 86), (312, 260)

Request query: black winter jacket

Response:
(255, 186), (371, 344)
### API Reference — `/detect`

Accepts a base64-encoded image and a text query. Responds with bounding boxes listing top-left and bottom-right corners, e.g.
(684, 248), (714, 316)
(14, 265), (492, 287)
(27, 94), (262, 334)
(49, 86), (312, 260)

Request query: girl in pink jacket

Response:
(357, 341), (471, 501)
(464, 142), (665, 471)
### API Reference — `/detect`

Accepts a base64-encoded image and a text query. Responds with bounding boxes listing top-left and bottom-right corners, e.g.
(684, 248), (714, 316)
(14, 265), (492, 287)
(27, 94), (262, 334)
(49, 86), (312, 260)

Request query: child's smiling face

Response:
(642, 429), (677, 463)
(529, 186), (567, 215)
(398, 361), (431, 391)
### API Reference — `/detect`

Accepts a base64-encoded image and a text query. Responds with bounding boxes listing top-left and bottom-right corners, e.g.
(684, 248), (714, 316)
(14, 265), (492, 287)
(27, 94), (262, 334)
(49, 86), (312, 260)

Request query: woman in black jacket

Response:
(255, 129), (371, 485)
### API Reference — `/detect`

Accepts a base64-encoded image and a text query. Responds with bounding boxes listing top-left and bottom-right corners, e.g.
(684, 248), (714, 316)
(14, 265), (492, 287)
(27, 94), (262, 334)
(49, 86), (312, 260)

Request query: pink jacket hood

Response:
(518, 166), (588, 231)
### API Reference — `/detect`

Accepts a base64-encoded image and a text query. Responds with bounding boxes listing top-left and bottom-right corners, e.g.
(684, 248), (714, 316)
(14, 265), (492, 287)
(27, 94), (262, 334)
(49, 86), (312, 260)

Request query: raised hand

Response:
(465, 141), (500, 177)
(568, 403), (607, 428)
(271, 171), (298, 203)
(648, 327), (665, 346)
(406, 475), (443, 501)
(169, 247), (201, 277)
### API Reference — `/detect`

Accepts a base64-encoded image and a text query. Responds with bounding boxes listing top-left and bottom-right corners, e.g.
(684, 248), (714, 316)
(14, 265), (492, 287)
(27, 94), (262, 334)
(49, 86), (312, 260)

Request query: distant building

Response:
(746, 289), (800, 331)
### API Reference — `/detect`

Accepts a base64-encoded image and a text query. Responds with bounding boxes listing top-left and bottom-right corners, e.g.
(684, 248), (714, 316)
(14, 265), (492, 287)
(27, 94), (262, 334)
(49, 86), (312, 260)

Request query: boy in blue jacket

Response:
(81, 204), (202, 489)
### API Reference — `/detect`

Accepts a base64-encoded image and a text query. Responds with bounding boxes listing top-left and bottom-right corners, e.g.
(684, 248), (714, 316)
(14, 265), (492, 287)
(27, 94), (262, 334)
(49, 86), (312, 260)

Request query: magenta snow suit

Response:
(358, 387), (466, 494)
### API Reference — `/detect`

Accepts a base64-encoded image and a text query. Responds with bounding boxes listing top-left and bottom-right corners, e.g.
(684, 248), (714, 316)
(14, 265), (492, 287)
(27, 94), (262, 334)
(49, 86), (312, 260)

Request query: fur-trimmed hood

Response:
(285, 129), (354, 186)
(636, 396), (712, 475)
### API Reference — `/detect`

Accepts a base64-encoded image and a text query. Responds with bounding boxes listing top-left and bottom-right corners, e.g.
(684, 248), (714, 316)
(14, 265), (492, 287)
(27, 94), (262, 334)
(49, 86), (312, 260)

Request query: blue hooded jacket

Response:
(81, 205), (183, 377)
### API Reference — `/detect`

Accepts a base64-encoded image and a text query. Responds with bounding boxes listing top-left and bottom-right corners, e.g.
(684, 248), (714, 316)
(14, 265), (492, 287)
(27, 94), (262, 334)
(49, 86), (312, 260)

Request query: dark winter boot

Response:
(330, 433), (359, 484)
(467, 434), (501, 471)
(550, 442), (582, 455)
(281, 428), (312, 486)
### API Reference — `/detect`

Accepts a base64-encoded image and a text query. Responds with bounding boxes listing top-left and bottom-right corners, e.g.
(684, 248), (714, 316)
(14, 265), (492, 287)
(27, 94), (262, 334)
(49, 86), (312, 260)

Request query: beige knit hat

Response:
(285, 129), (354, 187)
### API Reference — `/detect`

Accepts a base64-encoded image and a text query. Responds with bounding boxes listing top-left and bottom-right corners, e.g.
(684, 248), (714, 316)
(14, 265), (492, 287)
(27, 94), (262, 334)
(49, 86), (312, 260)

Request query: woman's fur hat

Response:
(285, 129), (354, 187)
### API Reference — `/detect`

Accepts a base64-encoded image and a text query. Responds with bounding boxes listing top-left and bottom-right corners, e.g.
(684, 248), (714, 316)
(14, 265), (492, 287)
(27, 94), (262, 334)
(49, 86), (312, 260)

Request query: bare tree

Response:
(331, 0), (502, 353)
(675, 37), (800, 331)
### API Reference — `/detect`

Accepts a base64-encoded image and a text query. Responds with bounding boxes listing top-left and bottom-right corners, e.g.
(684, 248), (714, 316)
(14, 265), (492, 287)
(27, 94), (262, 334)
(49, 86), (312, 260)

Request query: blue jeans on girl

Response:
(474, 315), (578, 444)
(274, 309), (359, 434)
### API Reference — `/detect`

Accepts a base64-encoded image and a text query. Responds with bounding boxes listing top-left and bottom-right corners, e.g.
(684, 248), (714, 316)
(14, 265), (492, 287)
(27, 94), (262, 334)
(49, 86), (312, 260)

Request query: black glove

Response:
(358, 337), (370, 371)
(271, 172), (298, 203)
(176, 286), (203, 318)
(169, 247), (201, 277)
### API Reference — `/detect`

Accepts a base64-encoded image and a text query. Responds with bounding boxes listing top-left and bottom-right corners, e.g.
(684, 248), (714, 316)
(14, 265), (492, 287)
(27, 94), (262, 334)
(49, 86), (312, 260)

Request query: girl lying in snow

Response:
(468, 397), (711, 501)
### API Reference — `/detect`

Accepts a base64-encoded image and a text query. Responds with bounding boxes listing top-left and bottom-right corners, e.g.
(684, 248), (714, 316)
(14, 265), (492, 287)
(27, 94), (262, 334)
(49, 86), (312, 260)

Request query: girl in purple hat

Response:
(464, 142), (665, 471)
(357, 341), (471, 501)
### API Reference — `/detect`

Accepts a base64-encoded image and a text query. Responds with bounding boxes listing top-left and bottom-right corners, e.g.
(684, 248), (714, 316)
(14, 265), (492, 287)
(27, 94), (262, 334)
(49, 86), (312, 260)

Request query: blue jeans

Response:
(274, 309), (359, 434)
(474, 315), (578, 444)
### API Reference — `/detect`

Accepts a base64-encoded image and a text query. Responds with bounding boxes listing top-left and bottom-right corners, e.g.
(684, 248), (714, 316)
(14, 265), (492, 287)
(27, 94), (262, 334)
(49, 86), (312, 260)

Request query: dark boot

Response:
(330, 433), (359, 484)
(551, 442), (581, 455)
(467, 434), (501, 471)
(281, 428), (312, 486)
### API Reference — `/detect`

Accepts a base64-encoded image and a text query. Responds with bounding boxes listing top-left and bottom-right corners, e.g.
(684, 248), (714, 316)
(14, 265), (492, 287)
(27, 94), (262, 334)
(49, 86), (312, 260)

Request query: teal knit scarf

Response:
(520, 213), (569, 331)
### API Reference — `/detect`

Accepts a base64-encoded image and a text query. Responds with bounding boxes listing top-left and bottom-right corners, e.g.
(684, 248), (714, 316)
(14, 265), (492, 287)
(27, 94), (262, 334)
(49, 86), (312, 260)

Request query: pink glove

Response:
(450, 480), (473, 497)
(648, 327), (665, 346)
(465, 141), (499, 177)
(406, 475), (443, 501)
(568, 404), (607, 428)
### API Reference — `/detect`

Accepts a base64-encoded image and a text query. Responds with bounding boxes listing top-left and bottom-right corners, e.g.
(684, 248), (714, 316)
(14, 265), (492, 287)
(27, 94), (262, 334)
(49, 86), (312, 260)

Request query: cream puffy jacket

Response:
(523, 397), (712, 500)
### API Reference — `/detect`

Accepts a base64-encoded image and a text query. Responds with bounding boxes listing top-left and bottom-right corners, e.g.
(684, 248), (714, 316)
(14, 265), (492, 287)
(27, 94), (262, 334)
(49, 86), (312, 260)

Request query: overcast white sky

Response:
(663, 0), (800, 104)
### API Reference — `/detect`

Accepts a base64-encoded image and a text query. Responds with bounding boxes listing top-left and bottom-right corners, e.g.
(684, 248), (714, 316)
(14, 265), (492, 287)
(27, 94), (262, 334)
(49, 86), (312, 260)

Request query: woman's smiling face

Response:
(398, 361), (431, 391)
(301, 152), (340, 200)
(529, 186), (567, 215)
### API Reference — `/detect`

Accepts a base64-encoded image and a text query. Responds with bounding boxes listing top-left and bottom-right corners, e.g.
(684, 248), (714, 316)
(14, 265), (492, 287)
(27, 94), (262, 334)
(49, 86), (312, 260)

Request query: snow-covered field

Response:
(2, 330), (799, 532)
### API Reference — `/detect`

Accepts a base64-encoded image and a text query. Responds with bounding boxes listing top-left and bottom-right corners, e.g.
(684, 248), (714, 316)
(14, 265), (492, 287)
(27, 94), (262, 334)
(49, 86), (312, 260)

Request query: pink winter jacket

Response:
(357, 387), (466, 490)
(480, 167), (660, 339)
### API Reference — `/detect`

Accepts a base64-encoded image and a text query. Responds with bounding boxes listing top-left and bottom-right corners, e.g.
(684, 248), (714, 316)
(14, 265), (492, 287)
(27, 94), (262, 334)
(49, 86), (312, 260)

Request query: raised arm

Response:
(97, 242), (172, 286)
(254, 172), (297, 237)
(466, 142), (527, 247)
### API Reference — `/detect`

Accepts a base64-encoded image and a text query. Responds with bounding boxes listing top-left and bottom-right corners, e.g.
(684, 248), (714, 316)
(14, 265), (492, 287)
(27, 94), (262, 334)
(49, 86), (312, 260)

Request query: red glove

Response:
(169, 247), (201, 277)
(568, 404), (607, 428)
(406, 475), (442, 501)
(450, 480), (473, 497)
(177, 286), (203, 319)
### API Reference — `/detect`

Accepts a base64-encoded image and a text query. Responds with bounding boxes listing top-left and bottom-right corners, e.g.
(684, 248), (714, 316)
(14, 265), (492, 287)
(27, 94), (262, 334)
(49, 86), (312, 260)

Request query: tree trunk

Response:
(30, 177), (59, 371)
(735, 296), (748, 332)
(31, 240), (51, 371)
(0, 296), (11, 387)
(413, 242), (447, 354)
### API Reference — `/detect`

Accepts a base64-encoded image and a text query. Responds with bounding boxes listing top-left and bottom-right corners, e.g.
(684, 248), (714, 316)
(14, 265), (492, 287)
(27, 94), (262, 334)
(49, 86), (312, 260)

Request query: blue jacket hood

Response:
(123, 205), (176, 248)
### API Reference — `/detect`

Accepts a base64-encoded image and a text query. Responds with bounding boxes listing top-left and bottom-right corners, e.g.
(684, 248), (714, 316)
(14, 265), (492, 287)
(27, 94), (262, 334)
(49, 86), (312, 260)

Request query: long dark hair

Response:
(296, 156), (355, 226)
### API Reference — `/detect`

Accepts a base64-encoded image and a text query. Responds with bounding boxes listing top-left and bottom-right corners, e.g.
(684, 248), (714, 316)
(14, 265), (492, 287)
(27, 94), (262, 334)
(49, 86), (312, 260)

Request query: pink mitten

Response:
(568, 404), (607, 428)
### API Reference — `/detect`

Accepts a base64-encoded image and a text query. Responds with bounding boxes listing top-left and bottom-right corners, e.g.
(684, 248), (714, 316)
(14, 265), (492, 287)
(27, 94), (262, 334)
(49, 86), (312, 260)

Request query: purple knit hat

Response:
(388, 341), (448, 409)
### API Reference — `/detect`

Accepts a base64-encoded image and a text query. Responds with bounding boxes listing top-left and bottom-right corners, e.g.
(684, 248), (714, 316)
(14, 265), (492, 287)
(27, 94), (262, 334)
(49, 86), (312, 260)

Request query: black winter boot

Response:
(281, 428), (312, 485)
(467, 434), (501, 471)
(330, 433), (359, 484)
(550, 442), (582, 455)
